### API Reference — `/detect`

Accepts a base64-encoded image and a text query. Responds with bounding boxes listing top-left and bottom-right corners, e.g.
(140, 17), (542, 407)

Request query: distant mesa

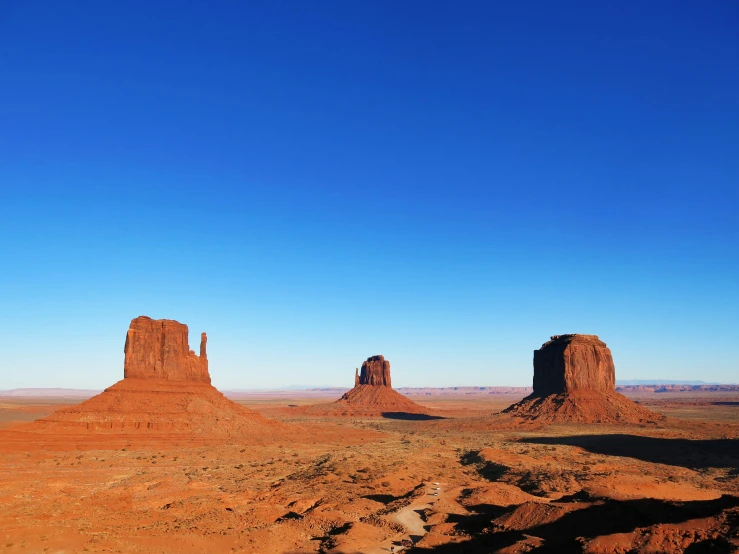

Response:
(23, 316), (279, 437)
(503, 334), (662, 424)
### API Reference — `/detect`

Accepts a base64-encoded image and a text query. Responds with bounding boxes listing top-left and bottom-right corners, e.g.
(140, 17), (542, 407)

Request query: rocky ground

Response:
(0, 391), (737, 553)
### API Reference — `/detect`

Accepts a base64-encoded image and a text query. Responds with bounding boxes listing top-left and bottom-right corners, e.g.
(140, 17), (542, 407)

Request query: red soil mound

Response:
(503, 389), (663, 424)
(22, 378), (278, 436)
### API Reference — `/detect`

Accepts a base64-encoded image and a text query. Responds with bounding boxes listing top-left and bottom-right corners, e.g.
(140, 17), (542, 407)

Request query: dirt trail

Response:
(361, 482), (442, 554)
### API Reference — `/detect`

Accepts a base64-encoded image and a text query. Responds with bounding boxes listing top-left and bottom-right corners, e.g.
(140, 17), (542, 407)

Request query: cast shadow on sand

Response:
(411, 494), (739, 553)
(521, 434), (739, 471)
(381, 412), (446, 420)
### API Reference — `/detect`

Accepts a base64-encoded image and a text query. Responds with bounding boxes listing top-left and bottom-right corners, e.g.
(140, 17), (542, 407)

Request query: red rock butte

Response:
(533, 334), (615, 395)
(333, 355), (429, 416)
(22, 316), (280, 438)
(124, 316), (210, 383)
(355, 355), (392, 387)
(504, 334), (662, 423)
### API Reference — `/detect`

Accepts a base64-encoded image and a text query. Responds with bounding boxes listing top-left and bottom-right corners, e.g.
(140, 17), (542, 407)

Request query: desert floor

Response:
(1, 390), (738, 553)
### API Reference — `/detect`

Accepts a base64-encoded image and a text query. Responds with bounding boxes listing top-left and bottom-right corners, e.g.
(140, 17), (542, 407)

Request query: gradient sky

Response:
(1, 1), (737, 390)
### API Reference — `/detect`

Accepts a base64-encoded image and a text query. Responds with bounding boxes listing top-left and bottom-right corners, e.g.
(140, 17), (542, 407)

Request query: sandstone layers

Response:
(28, 316), (275, 436)
(355, 355), (392, 387)
(124, 316), (210, 383)
(533, 334), (614, 395)
(504, 334), (661, 423)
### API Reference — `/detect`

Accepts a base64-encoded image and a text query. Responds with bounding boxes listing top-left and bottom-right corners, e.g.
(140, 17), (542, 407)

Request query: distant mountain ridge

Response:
(616, 380), (721, 385)
(3, 382), (738, 397)
(0, 388), (102, 397)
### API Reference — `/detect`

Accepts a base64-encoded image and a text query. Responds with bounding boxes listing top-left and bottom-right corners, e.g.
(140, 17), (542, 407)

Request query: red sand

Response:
(0, 391), (738, 553)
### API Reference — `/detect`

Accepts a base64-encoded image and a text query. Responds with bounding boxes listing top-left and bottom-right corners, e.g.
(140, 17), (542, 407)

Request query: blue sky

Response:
(1, 1), (737, 389)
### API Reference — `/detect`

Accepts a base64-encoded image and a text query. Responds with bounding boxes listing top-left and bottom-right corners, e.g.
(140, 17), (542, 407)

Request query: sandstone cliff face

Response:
(357, 355), (391, 387)
(123, 316), (210, 383)
(533, 334), (615, 395)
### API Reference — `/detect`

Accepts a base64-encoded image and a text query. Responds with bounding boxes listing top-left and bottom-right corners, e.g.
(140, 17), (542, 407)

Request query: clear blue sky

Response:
(1, 1), (737, 389)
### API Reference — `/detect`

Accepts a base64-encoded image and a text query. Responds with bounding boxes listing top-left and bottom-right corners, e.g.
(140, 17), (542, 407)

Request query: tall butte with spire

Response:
(27, 316), (278, 437)
(330, 355), (430, 416)
(354, 355), (392, 387)
(123, 317), (211, 383)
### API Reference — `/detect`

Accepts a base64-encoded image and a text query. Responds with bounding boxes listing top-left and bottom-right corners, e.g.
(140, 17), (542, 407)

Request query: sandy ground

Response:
(1, 390), (738, 553)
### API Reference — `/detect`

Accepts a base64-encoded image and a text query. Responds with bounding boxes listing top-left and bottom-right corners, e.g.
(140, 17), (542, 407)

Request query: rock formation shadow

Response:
(459, 450), (509, 481)
(361, 493), (399, 504)
(412, 494), (739, 553)
(684, 538), (736, 553)
(521, 434), (739, 470)
(362, 485), (422, 505)
(381, 412), (446, 420)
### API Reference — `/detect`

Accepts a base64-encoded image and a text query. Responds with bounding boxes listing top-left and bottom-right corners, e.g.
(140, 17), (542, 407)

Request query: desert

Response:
(1, 322), (737, 553)
(3, 3), (737, 553)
